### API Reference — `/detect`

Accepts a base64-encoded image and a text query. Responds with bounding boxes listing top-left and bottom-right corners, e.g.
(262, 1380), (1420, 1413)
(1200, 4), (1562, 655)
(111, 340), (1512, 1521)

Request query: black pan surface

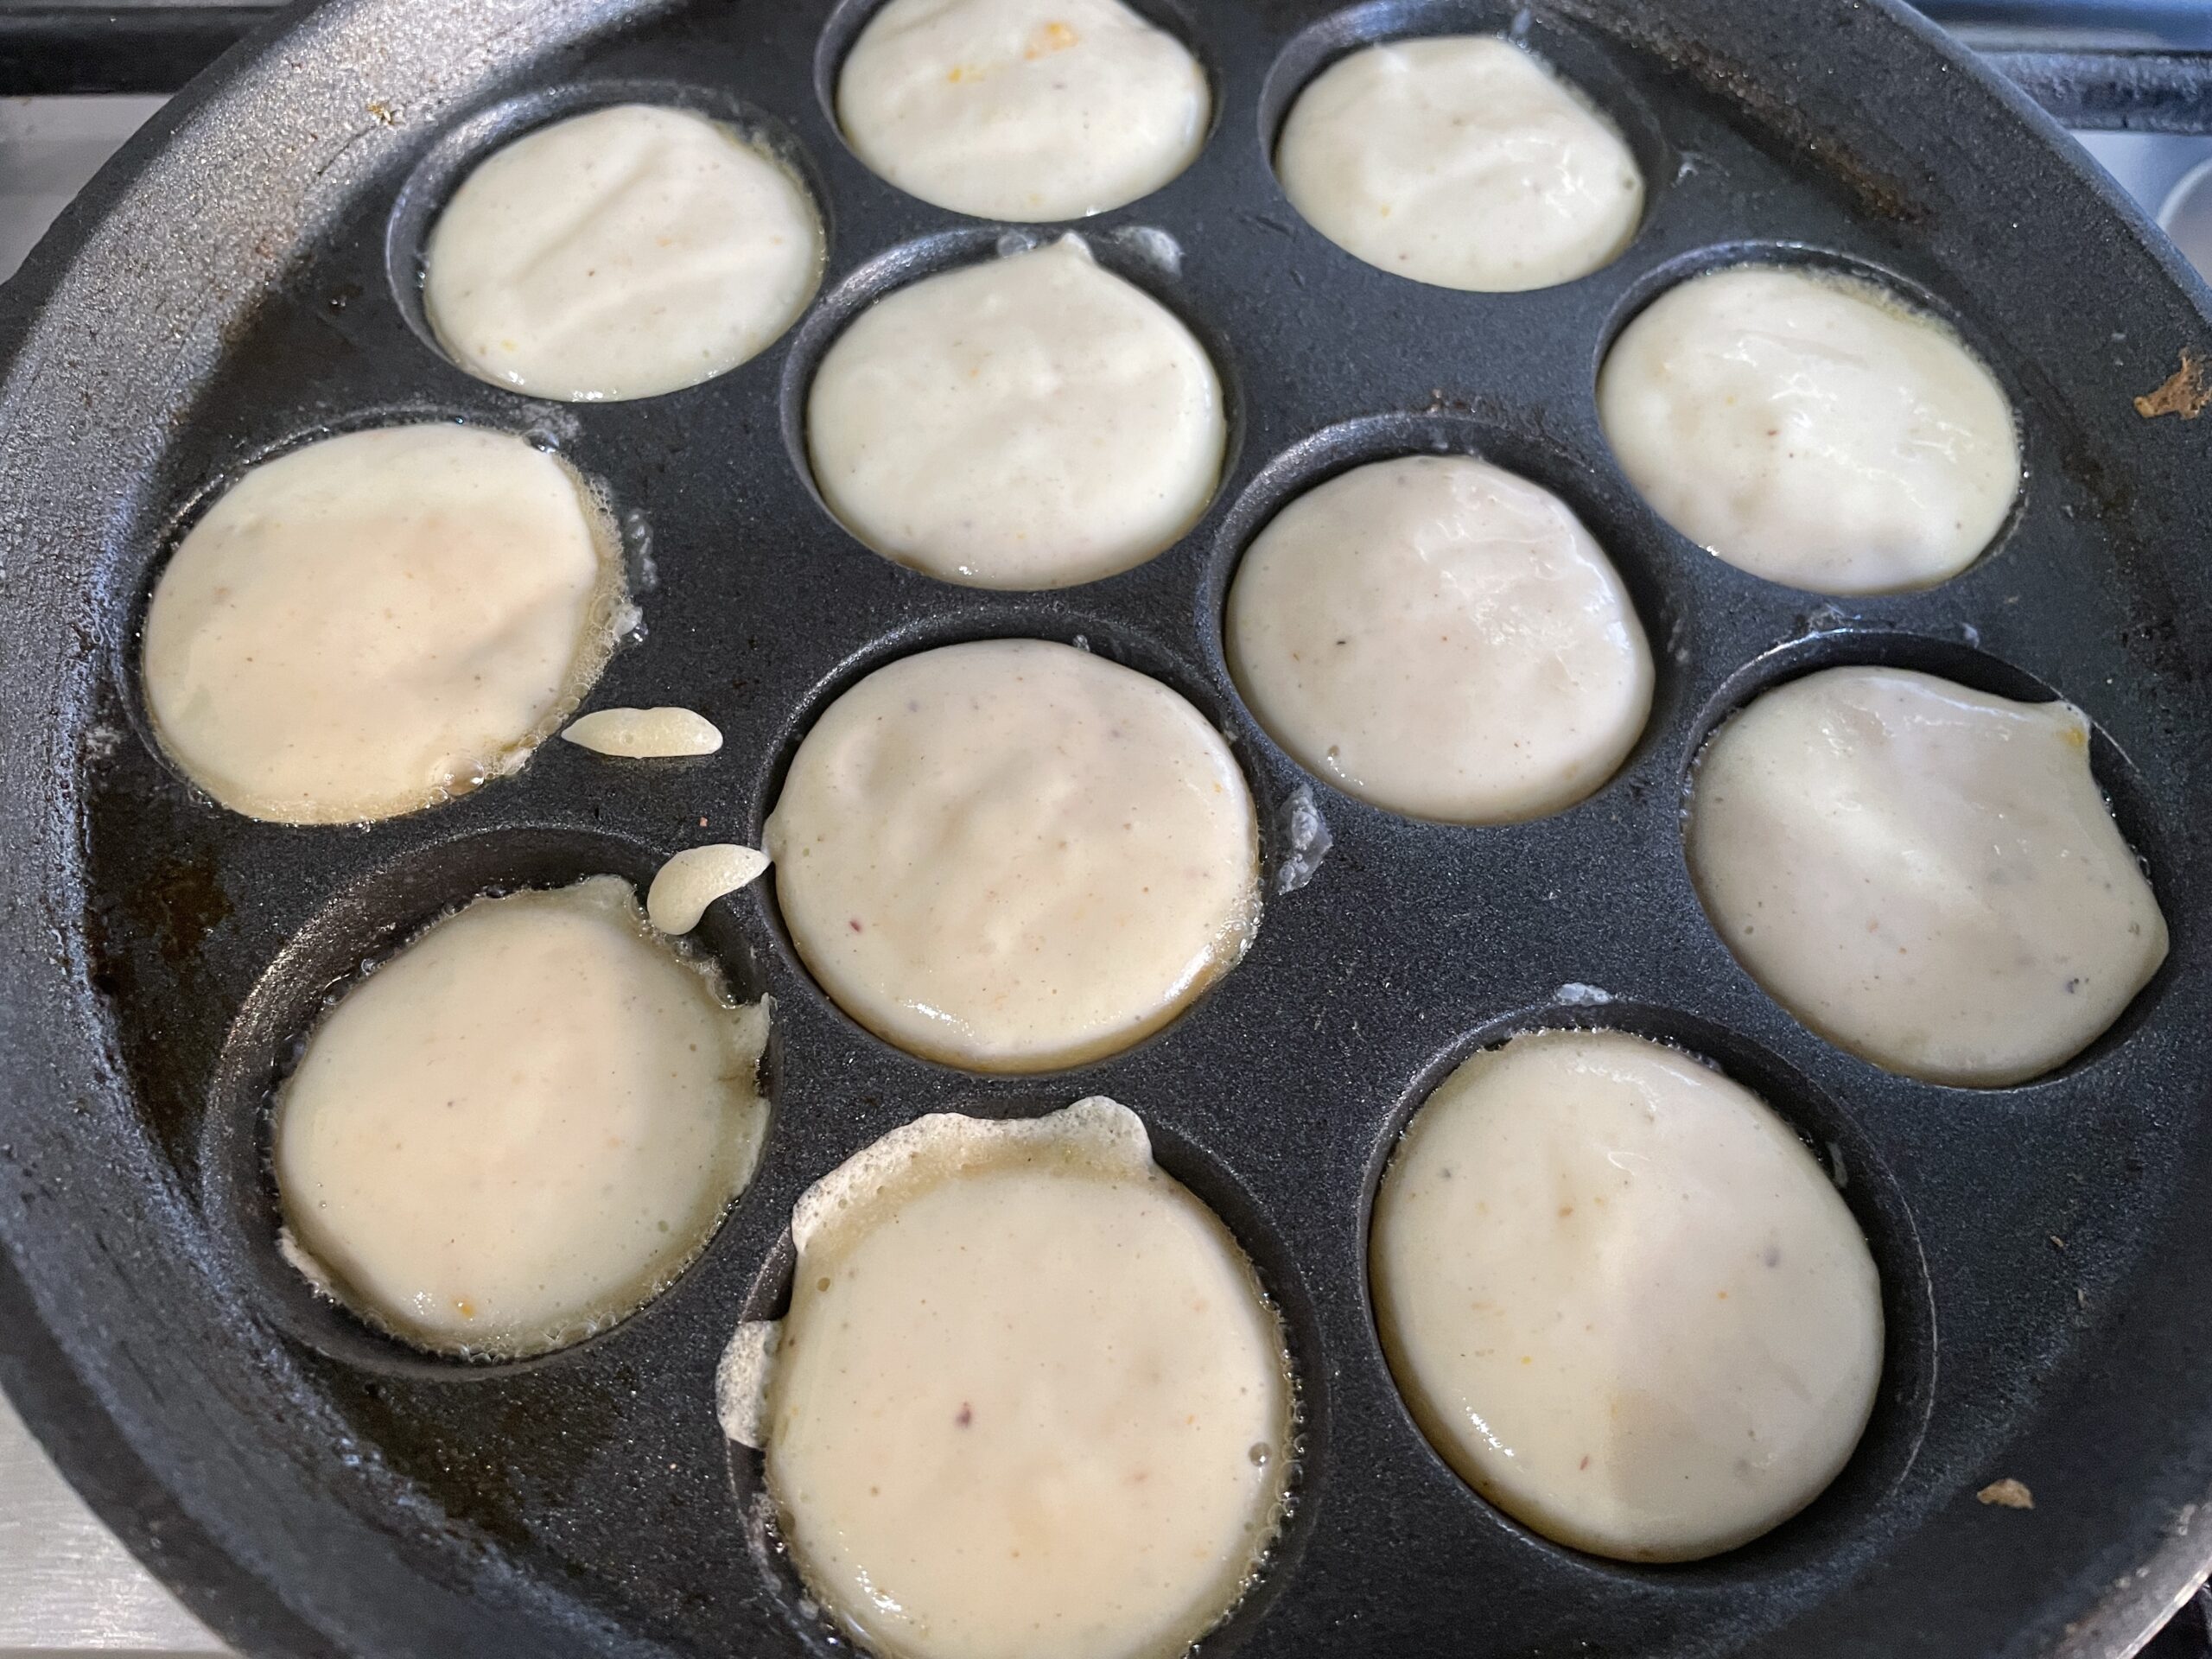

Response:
(2, 1), (2209, 1655)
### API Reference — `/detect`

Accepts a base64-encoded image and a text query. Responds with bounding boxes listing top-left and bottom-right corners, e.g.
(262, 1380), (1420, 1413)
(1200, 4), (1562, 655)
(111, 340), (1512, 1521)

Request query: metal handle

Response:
(3, 5), (2211, 133)
(0, 6), (279, 97)
(2141, 1583), (2212, 1659)
(1983, 48), (2212, 133)
(2143, 1583), (2212, 1659)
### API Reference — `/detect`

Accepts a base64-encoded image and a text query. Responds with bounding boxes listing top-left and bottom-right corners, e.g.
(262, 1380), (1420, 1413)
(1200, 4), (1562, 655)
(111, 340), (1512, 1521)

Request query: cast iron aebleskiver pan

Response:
(1, 0), (2209, 1654)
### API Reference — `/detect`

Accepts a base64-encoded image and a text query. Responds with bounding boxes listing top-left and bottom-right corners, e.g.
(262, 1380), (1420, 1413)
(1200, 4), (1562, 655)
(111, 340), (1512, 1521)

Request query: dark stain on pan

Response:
(2014, 350), (2209, 691)
(79, 734), (241, 1180)
(319, 1366), (620, 1557)
(1558, 1), (1933, 226)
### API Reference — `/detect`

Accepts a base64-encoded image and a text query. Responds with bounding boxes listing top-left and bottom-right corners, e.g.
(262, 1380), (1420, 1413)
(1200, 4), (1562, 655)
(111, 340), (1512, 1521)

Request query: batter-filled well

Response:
(1371, 1027), (1884, 1562)
(275, 876), (769, 1357)
(423, 103), (823, 402)
(764, 639), (1258, 1071)
(806, 235), (1225, 589)
(721, 1096), (1291, 1659)
(1598, 264), (2020, 594)
(1687, 666), (2167, 1085)
(1275, 36), (1643, 292)
(1226, 454), (1652, 823)
(142, 424), (625, 824)
(837, 0), (1210, 222)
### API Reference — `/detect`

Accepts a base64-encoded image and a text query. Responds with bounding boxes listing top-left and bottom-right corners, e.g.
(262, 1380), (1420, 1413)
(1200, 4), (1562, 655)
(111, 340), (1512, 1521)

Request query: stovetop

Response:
(0, 3), (2204, 1656)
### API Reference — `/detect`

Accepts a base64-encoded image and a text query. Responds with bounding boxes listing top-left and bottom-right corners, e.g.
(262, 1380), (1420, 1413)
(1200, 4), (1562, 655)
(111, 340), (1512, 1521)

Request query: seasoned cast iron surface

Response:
(1, 1), (2209, 1656)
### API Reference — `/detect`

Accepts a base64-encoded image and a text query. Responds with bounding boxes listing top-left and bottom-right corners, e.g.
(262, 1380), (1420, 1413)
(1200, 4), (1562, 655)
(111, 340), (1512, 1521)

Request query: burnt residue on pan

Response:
(2134, 348), (2212, 419)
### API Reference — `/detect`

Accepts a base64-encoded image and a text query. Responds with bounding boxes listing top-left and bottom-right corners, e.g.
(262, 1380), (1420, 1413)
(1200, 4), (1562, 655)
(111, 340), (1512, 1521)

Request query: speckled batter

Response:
(275, 876), (769, 1357)
(1687, 667), (2166, 1085)
(806, 236), (1224, 588)
(763, 639), (1257, 1071)
(1276, 36), (1643, 292)
(1372, 1028), (1883, 1561)
(142, 423), (623, 824)
(838, 0), (1209, 221)
(423, 103), (823, 402)
(1599, 265), (2019, 594)
(1226, 454), (1651, 823)
(732, 1097), (1289, 1659)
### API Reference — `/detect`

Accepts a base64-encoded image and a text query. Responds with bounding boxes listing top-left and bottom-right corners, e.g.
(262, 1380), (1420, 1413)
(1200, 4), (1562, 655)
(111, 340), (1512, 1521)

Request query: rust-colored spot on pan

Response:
(2134, 350), (2211, 421)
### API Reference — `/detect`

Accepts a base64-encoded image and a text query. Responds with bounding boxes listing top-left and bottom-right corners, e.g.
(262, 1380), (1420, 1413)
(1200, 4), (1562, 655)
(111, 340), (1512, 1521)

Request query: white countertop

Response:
(0, 1395), (225, 1655)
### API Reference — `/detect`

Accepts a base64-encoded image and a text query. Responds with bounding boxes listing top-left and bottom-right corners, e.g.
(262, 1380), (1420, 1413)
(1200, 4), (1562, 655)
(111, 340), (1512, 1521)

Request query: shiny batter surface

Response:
(764, 639), (1257, 1071)
(275, 877), (769, 1357)
(1226, 454), (1651, 823)
(142, 424), (621, 824)
(838, 0), (1209, 221)
(1372, 1028), (1884, 1561)
(1598, 265), (2019, 594)
(806, 236), (1224, 588)
(648, 843), (771, 935)
(1688, 667), (2167, 1085)
(745, 1098), (1289, 1659)
(561, 705), (723, 758)
(1276, 36), (1643, 292)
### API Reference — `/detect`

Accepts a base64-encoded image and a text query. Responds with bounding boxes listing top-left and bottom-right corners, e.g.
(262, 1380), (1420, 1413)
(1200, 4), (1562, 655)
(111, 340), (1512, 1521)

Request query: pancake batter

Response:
(275, 876), (770, 1357)
(1275, 36), (1643, 292)
(733, 1096), (1289, 1659)
(1687, 666), (2167, 1084)
(142, 423), (622, 823)
(764, 639), (1257, 1071)
(562, 706), (723, 758)
(1226, 454), (1651, 823)
(1371, 1027), (1884, 1561)
(649, 843), (771, 935)
(423, 102), (823, 402)
(837, 0), (1209, 221)
(1598, 265), (2020, 594)
(806, 236), (1224, 588)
